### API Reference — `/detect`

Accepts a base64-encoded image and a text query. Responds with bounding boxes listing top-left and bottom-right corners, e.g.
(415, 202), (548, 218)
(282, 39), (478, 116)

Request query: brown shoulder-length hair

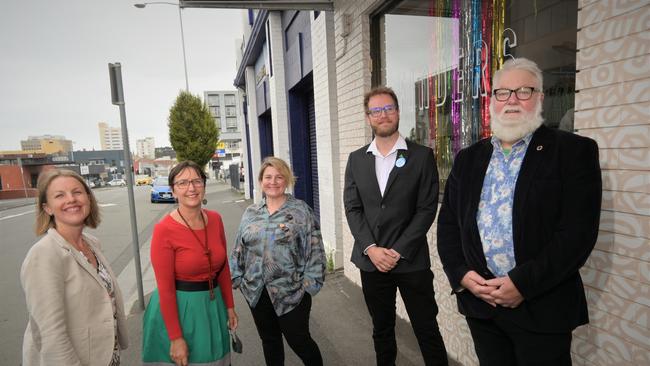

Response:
(363, 86), (400, 113)
(257, 156), (296, 187)
(35, 169), (101, 235)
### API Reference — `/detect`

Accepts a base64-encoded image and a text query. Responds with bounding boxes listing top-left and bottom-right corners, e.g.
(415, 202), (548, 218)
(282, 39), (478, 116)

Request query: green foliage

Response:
(168, 91), (219, 168)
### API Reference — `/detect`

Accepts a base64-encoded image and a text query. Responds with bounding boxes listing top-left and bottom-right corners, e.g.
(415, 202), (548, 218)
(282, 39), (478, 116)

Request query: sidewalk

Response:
(122, 270), (451, 365)
(0, 196), (35, 211)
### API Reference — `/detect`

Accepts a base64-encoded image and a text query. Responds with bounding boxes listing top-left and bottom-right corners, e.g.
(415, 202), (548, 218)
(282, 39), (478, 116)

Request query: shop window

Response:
(371, 0), (577, 185)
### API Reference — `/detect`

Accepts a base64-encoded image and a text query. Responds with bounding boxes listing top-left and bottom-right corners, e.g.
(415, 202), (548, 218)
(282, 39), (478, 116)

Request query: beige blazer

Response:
(21, 228), (129, 366)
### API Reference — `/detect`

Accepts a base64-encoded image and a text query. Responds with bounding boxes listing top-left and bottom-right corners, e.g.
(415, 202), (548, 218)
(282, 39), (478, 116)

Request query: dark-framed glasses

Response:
(492, 87), (539, 101)
(367, 104), (397, 118)
(174, 178), (205, 189)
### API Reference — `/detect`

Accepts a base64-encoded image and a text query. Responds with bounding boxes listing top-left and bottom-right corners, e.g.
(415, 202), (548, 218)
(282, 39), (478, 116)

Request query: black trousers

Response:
(466, 315), (573, 366)
(360, 269), (448, 366)
(250, 289), (323, 366)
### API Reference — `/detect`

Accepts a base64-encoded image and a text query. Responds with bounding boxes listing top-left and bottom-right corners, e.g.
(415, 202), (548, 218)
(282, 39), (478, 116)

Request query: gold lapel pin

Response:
(536, 145), (543, 151)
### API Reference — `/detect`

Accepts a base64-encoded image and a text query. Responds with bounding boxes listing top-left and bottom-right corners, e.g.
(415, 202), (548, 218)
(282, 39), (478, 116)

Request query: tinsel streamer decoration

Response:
(470, 0), (482, 143)
(492, 0), (506, 72)
(459, 0), (473, 150)
(481, 0), (494, 138)
(451, 0), (462, 155)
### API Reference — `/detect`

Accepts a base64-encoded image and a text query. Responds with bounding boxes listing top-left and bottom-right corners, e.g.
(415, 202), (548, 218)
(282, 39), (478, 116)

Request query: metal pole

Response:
(17, 157), (28, 198)
(178, 5), (189, 92)
(109, 63), (145, 311)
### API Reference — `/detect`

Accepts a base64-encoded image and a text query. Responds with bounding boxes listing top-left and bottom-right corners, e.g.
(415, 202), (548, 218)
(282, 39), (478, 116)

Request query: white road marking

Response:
(0, 210), (34, 221)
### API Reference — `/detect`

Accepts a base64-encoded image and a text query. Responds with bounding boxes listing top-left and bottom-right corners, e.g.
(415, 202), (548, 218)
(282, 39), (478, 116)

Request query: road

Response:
(0, 182), (243, 365)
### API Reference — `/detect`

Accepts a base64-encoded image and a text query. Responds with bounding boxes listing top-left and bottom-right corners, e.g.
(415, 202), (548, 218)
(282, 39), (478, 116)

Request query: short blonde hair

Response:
(35, 169), (101, 235)
(257, 157), (296, 187)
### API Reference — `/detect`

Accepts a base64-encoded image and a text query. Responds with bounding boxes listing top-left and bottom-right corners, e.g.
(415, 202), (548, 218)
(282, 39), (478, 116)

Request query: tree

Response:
(168, 91), (219, 168)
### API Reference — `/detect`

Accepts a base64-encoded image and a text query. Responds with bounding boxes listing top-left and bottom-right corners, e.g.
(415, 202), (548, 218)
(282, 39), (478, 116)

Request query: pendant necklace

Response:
(177, 208), (215, 300)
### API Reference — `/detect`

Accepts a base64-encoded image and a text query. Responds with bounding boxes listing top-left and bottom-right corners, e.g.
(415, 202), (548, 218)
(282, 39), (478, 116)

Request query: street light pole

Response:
(134, 1), (189, 92)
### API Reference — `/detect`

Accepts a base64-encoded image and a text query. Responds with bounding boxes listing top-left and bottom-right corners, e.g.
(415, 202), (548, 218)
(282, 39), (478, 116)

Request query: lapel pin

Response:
(395, 155), (406, 168)
(536, 145), (543, 151)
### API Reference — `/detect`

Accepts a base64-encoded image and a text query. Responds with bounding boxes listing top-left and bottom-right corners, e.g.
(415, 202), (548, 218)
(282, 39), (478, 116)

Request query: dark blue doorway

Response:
(288, 74), (319, 219)
(258, 111), (274, 160)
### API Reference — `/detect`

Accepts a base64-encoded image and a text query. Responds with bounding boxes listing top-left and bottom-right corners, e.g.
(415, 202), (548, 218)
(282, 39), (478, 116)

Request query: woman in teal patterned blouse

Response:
(230, 156), (325, 365)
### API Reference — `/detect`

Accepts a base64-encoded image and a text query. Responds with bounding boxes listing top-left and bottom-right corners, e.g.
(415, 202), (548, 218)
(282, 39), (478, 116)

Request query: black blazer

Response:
(344, 140), (439, 273)
(437, 125), (602, 332)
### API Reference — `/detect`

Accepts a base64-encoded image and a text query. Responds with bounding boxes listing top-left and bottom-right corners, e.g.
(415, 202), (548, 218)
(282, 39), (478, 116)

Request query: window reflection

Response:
(374, 0), (578, 186)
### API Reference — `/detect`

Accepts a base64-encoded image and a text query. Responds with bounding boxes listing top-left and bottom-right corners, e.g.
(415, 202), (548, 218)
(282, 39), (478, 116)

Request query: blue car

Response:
(150, 176), (174, 203)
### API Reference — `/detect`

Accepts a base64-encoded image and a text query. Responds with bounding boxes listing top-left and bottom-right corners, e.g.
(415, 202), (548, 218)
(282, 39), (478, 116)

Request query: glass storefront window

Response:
(372, 0), (578, 185)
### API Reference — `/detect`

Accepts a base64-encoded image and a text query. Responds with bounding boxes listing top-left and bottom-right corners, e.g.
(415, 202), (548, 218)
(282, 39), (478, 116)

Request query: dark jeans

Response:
(466, 315), (573, 366)
(360, 269), (448, 366)
(250, 289), (323, 366)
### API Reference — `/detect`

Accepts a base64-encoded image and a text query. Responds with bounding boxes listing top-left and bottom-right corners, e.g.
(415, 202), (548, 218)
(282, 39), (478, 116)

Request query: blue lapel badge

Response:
(395, 154), (406, 168)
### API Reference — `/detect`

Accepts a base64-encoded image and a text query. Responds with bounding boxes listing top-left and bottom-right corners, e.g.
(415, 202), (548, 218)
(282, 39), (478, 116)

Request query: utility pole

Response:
(108, 62), (145, 311)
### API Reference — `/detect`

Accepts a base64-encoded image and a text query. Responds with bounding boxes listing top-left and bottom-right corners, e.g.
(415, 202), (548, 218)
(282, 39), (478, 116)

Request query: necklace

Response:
(176, 208), (215, 300)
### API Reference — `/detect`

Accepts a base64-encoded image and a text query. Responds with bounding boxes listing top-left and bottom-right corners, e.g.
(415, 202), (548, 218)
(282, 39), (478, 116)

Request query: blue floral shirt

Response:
(230, 194), (326, 316)
(477, 134), (532, 277)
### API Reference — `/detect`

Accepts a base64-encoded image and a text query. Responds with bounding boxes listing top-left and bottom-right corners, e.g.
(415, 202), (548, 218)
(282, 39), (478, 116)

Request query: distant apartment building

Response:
(98, 122), (123, 150)
(204, 90), (243, 174)
(20, 135), (73, 155)
(136, 137), (156, 159)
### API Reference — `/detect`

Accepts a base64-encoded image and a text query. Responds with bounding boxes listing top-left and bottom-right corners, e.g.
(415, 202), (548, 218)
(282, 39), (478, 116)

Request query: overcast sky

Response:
(0, 0), (243, 151)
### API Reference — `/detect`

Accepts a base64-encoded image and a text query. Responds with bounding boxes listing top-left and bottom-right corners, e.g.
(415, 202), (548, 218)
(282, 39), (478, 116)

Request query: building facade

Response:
(98, 122), (124, 150)
(136, 137), (156, 159)
(199, 0), (649, 364)
(204, 90), (245, 178)
(20, 134), (73, 155)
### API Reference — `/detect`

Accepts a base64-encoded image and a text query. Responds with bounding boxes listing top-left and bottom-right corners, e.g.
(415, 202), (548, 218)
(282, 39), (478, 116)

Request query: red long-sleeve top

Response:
(150, 210), (235, 340)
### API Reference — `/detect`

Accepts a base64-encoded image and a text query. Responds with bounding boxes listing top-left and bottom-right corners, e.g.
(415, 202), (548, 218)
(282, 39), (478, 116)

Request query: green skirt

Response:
(142, 288), (231, 366)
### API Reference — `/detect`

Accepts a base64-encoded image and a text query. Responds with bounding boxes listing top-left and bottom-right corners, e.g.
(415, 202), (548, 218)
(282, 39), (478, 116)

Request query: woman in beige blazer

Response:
(21, 169), (128, 366)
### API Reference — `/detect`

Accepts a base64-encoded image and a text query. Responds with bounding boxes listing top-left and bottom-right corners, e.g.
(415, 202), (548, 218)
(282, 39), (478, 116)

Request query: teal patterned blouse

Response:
(230, 194), (326, 316)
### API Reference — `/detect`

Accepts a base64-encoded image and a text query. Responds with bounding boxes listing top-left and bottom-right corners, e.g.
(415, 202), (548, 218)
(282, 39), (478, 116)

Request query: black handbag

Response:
(230, 330), (243, 353)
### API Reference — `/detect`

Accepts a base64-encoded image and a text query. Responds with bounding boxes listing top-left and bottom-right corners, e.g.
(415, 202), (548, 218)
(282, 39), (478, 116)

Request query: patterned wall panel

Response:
(578, 0), (650, 28)
(577, 31), (650, 69)
(575, 101), (650, 129)
(575, 79), (650, 110)
(575, 6), (649, 364)
(577, 5), (649, 49)
(576, 54), (650, 89)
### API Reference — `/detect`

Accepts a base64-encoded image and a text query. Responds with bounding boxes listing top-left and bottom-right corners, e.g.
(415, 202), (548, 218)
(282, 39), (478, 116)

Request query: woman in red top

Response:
(142, 160), (238, 366)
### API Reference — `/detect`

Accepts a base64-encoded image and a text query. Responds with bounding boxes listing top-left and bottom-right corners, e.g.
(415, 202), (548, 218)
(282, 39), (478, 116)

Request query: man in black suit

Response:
(344, 86), (447, 366)
(437, 58), (602, 365)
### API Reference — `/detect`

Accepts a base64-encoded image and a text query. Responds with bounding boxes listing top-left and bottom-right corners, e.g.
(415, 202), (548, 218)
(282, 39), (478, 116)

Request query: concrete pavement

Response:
(0, 196), (35, 211)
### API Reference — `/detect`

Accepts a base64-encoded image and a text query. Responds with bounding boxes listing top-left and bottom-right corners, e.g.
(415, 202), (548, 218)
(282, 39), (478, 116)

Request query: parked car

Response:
(136, 176), (153, 186)
(151, 176), (174, 203)
(108, 178), (127, 187)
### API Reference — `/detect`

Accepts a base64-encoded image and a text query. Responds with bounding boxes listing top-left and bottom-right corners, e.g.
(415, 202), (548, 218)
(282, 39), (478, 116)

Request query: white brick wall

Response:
(311, 11), (344, 267)
(244, 66), (262, 201)
(267, 12), (291, 165)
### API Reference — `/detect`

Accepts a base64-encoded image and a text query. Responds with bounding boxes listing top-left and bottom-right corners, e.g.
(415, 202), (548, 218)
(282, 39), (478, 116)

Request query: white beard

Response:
(489, 101), (544, 143)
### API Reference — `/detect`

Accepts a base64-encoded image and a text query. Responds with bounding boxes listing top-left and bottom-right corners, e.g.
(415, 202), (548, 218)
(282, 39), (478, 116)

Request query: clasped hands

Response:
(461, 270), (523, 308)
(368, 246), (401, 272)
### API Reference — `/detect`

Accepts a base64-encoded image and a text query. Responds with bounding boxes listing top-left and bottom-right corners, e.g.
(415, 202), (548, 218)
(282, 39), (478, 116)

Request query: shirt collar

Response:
(490, 131), (534, 152)
(367, 135), (408, 157)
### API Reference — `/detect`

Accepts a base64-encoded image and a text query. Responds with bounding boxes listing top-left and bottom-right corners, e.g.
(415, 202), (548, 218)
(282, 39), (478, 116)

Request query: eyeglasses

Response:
(492, 87), (539, 101)
(367, 104), (397, 118)
(174, 178), (205, 189)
